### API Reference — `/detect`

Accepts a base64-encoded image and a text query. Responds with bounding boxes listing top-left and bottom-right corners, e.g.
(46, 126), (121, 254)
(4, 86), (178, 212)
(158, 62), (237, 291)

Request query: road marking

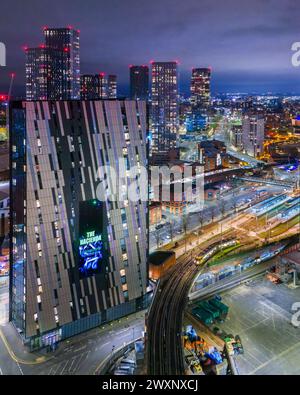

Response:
(97, 341), (110, 349)
(48, 366), (55, 375)
(16, 361), (24, 375)
(73, 345), (87, 353)
(118, 329), (128, 334)
(249, 341), (300, 375)
(0, 328), (50, 365)
(0, 367), (3, 375)
(68, 358), (76, 373)
(59, 360), (69, 375)
(72, 353), (85, 372)
(51, 361), (64, 375)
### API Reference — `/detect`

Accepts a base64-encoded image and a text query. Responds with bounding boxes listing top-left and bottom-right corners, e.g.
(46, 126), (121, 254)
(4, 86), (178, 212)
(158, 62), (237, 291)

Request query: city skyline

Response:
(1, 0), (300, 379)
(1, 0), (300, 96)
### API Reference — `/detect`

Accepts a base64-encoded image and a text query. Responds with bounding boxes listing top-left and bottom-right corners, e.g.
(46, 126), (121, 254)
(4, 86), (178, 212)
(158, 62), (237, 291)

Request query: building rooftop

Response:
(149, 251), (175, 266)
(283, 250), (300, 266)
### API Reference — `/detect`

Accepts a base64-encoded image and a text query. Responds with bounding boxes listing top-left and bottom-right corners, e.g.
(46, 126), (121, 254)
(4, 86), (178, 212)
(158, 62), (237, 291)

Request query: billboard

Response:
(78, 200), (108, 277)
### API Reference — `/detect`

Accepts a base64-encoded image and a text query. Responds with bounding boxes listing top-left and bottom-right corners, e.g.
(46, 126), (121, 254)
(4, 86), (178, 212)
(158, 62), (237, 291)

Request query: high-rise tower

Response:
(130, 65), (149, 101)
(43, 27), (81, 99)
(151, 61), (179, 153)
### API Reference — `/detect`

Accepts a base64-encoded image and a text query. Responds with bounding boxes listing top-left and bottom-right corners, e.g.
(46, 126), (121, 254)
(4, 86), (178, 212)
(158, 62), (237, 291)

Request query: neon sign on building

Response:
(79, 230), (103, 275)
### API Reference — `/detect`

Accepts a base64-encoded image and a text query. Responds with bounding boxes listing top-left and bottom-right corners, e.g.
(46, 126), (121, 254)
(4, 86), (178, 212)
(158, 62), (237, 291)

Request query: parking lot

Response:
(217, 277), (300, 375)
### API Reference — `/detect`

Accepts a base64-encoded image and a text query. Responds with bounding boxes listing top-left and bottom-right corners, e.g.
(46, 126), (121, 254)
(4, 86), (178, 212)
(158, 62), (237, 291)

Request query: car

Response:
(235, 335), (244, 354)
(192, 363), (203, 374)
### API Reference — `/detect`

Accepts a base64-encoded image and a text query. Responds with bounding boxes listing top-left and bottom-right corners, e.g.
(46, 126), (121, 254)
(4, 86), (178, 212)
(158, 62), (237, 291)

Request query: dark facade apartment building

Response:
(130, 65), (149, 101)
(10, 99), (148, 350)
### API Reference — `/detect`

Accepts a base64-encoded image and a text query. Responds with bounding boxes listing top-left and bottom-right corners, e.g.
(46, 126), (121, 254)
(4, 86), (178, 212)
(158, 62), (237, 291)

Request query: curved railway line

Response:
(147, 231), (236, 375)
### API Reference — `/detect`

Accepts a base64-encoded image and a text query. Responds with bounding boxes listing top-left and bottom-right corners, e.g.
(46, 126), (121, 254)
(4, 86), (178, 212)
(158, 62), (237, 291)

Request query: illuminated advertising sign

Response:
(78, 200), (108, 278)
(79, 231), (103, 275)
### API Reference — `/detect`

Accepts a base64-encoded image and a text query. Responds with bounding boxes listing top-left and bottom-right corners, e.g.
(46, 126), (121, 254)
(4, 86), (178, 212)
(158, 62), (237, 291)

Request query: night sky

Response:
(0, 0), (300, 96)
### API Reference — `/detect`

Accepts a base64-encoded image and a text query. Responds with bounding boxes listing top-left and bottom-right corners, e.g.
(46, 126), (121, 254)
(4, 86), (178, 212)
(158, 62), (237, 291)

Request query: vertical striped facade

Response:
(10, 100), (148, 349)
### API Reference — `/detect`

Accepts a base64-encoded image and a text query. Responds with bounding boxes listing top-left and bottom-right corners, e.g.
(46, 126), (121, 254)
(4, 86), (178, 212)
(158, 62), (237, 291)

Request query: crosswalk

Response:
(45, 350), (91, 375)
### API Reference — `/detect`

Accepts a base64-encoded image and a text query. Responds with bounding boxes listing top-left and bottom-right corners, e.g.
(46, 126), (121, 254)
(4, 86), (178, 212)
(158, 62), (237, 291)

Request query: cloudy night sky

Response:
(0, 0), (300, 96)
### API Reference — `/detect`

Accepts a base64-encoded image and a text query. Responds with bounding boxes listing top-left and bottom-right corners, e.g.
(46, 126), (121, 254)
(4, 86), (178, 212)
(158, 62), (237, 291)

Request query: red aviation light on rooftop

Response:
(63, 47), (69, 52)
(42, 26), (48, 31)
(67, 25), (74, 30)
(99, 72), (105, 77)
(0, 94), (8, 102)
(22, 45), (29, 52)
(10, 72), (16, 78)
(39, 44), (46, 49)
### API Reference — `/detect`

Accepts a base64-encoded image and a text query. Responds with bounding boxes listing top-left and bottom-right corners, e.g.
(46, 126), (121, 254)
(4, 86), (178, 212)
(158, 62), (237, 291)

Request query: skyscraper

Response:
(188, 68), (211, 132)
(98, 73), (108, 99)
(130, 65), (149, 101)
(107, 75), (117, 99)
(25, 46), (67, 100)
(80, 74), (109, 100)
(151, 61), (179, 153)
(190, 68), (211, 109)
(10, 99), (148, 350)
(80, 74), (99, 100)
(242, 114), (265, 157)
(43, 27), (81, 99)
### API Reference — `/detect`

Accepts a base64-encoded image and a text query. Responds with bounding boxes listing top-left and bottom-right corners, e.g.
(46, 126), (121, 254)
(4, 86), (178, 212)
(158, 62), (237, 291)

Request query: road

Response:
(0, 331), (24, 375)
(0, 309), (145, 375)
(0, 277), (8, 325)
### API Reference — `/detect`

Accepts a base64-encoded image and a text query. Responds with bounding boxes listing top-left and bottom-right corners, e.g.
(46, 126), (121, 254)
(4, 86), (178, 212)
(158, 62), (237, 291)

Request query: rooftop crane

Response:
(8, 72), (15, 100)
(5, 72), (15, 132)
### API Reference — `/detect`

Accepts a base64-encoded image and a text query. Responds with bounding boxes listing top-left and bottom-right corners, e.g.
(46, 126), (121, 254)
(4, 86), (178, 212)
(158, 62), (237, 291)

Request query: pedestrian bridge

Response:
(236, 176), (295, 188)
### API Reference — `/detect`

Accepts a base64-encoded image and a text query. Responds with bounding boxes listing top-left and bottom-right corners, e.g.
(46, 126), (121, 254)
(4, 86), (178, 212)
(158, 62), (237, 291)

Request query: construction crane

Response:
(5, 72), (15, 132)
(8, 72), (15, 99)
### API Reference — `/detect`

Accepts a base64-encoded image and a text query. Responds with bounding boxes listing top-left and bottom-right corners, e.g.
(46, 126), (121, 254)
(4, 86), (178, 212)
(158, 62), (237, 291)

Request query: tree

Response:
(197, 211), (205, 245)
(209, 206), (216, 223)
(231, 197), (238, 213)
(153, 229), (161, 249)
(220, 200), (226, 219)
(182, 213), (190, 253)
(168, 221), (174, 243)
